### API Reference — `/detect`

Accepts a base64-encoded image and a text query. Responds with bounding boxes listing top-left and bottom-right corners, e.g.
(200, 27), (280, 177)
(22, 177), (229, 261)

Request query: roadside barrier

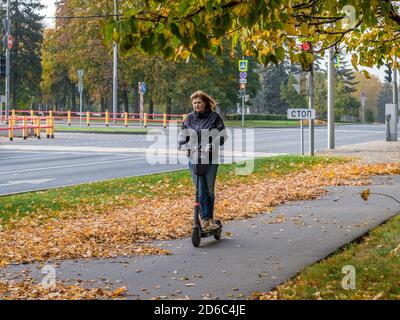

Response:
(0, 115), (54, 141)
(9, 109), (188, 128)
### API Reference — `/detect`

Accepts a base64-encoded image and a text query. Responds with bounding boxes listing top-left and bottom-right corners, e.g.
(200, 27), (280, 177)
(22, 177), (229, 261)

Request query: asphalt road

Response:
(0, 124), (385, 195)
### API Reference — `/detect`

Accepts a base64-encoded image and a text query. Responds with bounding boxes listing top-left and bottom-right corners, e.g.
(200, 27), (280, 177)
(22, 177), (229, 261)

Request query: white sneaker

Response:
(201, 219), (211, 231)
(209, 219), (220, 230)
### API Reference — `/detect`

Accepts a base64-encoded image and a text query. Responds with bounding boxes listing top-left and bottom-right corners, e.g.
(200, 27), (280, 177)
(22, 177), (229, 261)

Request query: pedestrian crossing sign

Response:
(238, 60), (248, 72)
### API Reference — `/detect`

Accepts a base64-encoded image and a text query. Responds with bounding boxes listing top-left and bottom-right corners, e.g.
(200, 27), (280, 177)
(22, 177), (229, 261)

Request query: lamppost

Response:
(113, 0), (118, 123)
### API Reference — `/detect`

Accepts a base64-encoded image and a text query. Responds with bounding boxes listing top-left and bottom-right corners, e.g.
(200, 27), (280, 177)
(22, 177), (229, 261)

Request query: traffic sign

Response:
(77, 69), (83, 94)
(333, 54), (341, 68)
(239, 79), (247, 84)
(141, 81), (147, 94)
(240, 83), (246, 90)
(361, 91), (366, 106)
(239, 72), (247, 79)
(287, 108), (316, 120)
(238, 60), (248, 72)
(7, 35), (12, 50)
(292, 73), (308, 95)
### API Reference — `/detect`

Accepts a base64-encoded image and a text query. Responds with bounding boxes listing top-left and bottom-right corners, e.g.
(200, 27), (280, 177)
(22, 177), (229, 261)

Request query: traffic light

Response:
(301, 41), (312, 52)
(384, 64), (392, 83)
(0, 54), (5, 78)
(300, 41), (313, 72)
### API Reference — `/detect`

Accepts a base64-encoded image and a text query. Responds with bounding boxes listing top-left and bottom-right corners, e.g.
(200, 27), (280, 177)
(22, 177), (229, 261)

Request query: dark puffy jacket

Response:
(178, 108), (227, 163)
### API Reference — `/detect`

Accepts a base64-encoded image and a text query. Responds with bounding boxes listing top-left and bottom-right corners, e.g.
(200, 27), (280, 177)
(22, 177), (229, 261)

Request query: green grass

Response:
(257, 214), (400, 300)
(224, 120), (300, 127)
(0, 155), (345, 225)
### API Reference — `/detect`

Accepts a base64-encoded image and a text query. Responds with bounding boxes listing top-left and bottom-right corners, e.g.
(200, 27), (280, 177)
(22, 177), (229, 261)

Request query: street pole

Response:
(112, 0), (118, 124)
(5, 0), (10, 123)
(78, 69), (83, 128)
(393, 57), (398, 141)
(300, 120), (304, 155)
(241, 88), (245, 127)
(327, 48), (335, 149)
(79, 88), (83, 128)
(308, 69), (315, 156)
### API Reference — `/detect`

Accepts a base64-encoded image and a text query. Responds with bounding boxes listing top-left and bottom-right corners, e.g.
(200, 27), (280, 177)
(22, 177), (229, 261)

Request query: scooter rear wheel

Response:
(213, 220), (222, 240)
(192, 227), (201, 247)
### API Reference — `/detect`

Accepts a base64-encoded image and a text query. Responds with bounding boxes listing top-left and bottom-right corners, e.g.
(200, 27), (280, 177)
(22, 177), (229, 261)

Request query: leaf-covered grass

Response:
(0, 155), (345, 225)
(253, 215), (400, 300)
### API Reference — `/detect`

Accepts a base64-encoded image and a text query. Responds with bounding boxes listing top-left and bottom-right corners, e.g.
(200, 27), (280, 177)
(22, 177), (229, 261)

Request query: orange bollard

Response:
(51, 116), (55, 138)
(144, 113), (148, 128)
(68, 110), (71, 126)
(163, 113), (167, 128)
(105, 111), (109, 127)
(46, 116), (50, 138)
(23, 116), (28, 140)
(8, 117), (14, 141)
(86, 111), (90, 126)
(37, 116), (41, 139)
(124, 112), (128, 127)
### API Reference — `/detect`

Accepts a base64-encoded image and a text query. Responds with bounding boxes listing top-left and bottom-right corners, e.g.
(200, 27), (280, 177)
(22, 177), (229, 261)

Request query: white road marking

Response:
(0, 152), (69, 160)
(0, 178), (55, 187)
(0, 156), (148, 175)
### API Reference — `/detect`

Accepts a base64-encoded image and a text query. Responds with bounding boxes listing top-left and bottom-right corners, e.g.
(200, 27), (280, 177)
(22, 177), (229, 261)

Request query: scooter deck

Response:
(200, 229), (220, 237)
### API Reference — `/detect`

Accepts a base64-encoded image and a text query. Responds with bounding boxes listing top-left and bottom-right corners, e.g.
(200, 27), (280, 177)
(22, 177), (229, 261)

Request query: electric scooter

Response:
(189, 144), (222, 247)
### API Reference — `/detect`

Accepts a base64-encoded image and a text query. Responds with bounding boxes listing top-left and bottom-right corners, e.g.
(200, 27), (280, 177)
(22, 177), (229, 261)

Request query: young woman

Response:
(178, 90), (227, 232)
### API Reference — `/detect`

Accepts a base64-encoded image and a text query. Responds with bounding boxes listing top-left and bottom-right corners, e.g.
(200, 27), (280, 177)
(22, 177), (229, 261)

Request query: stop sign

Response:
(7, 35), (12, 50)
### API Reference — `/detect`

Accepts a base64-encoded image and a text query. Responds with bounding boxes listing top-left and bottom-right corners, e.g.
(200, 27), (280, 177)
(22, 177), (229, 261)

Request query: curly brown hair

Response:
(190, 90), (217, 112)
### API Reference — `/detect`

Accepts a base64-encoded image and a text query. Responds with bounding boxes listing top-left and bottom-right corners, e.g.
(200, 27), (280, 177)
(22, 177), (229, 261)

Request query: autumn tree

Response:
(0, 0), (44, 109)
(352, 72), (382, 122)
(105, 0), (400, 74)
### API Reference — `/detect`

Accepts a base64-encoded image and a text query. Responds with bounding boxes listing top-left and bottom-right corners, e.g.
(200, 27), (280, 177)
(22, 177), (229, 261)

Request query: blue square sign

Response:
(238, 60), (248, 72)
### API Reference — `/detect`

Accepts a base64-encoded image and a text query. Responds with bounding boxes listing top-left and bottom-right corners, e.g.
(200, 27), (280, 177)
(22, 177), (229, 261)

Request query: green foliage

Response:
(0, 0), (44, 109)
(41, 1), (261, 115)
(103, 0), (400, 70)
(280, 75), (307, 108)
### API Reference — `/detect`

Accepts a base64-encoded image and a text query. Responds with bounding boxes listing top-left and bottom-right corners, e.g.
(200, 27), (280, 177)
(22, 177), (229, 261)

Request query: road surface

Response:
(0, 124), (385, 195)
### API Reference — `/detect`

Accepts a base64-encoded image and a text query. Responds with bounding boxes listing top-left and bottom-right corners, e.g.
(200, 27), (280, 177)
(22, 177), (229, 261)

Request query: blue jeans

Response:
(189, 162), (219, 220)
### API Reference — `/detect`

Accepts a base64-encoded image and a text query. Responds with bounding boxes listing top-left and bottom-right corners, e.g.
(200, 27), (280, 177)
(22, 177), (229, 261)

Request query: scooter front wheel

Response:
(192, 227), (201, 247)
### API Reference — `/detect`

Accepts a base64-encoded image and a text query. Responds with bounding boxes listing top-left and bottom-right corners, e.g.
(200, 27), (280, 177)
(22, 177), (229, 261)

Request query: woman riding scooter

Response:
(178, 90), (227, 232)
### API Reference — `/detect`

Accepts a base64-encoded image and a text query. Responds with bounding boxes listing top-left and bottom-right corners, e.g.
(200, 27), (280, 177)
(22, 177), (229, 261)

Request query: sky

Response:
(38, 0), (386, 83)
(40, 0), (56, 28)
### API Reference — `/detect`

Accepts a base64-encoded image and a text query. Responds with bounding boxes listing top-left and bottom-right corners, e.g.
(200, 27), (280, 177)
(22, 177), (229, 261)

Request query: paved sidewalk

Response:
(317, 140), (400, 163)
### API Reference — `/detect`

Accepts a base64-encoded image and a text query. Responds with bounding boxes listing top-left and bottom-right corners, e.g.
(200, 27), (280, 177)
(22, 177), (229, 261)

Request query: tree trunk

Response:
(148, 97), (154, 119)
(166, 96), (172, 120)
(122, 86), (129, 113)
(133, 83), (139, 118)
(100, 96), (105, 113)
(71, 83), (77, 111)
